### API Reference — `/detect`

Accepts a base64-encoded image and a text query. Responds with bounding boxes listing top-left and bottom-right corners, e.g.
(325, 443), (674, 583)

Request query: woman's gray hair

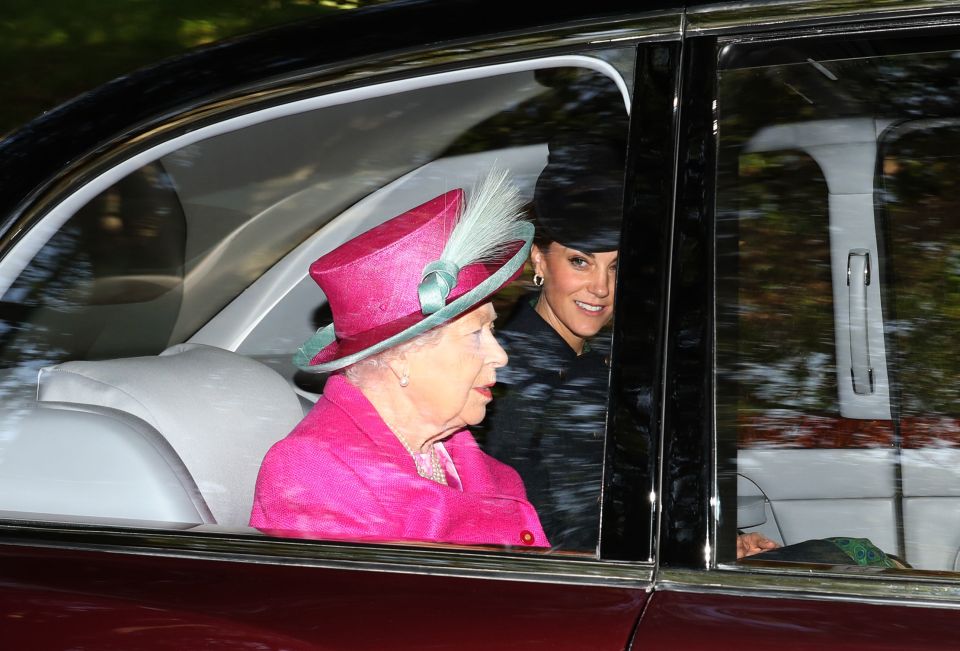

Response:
(344, 325), (445, 387)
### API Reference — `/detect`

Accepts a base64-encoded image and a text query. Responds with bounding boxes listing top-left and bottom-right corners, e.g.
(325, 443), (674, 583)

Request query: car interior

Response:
(4, 35), (960, 575)
(0, 58), (628, 536)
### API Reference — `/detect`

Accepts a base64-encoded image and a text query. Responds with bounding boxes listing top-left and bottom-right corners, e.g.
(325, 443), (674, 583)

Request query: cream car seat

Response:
(29, 343), (304, 527)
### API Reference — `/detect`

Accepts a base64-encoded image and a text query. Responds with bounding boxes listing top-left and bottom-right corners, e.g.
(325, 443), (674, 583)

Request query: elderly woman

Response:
(249, 171), (547, 548)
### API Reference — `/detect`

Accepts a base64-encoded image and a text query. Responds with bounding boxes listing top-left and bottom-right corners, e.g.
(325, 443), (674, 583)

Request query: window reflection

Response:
(0, 56), (634, 550)
(0, 162), (186, 372)
(717, 44), (960, 573)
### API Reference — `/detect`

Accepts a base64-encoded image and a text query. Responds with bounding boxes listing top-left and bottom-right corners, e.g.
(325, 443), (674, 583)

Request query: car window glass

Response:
(0, 52), (631, 558)
(0, 162), (186, 403)
(716, 39), (960, 575)
(879, 120), (960, 570)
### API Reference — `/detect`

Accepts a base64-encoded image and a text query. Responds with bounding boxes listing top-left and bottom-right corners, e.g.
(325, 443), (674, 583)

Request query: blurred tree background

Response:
(0, 0), (392, 138)
(716, 49), (960, 447)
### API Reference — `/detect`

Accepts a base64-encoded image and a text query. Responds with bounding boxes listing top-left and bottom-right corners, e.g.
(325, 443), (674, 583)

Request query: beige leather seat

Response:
(31, 343), (304, 527)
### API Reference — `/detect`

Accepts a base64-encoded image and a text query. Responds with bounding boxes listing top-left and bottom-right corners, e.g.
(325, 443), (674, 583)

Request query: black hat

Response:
(532, 137), (625, 253)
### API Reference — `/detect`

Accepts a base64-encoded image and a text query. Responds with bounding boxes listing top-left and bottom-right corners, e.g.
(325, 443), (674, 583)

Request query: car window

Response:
(0, 51), (632, 558)
(878, 118), (960, 571)
(716, 35), (960, 574)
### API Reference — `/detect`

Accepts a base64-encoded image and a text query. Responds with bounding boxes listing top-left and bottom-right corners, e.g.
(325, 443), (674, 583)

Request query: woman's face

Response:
(532, 241), (618, 352)
(404, 303), (507, 434)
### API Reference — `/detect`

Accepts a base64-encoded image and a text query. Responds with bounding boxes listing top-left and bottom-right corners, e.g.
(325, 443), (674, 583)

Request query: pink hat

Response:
(294, 171), (533, 372)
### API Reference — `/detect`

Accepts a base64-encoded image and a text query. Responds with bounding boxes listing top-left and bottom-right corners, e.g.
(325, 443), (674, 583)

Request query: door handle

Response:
(847, 248), (873, 395)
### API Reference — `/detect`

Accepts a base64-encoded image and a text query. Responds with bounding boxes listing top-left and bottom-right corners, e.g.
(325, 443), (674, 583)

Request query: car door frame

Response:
(640, 2), (960, 648)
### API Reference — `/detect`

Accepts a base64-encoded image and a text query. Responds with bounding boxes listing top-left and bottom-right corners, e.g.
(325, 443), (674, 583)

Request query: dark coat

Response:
(480, 297), (611, 552)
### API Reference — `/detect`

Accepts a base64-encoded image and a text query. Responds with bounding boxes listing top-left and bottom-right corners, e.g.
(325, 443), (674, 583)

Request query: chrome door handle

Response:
(847, 248), (873, 395)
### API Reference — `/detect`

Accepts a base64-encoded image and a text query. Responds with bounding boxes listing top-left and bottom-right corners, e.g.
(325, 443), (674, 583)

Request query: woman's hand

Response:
(737, 532), (780, 559)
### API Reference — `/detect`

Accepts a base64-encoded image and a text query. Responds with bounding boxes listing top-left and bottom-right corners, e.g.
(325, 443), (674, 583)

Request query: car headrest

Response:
(37, 343), (303, 526)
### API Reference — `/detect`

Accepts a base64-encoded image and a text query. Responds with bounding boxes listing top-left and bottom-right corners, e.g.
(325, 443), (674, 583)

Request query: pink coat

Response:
(250, 375), (548, 548)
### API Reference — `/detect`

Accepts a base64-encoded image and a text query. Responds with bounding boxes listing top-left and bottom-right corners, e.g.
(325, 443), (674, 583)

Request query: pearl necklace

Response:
(386, 421), (447, 486)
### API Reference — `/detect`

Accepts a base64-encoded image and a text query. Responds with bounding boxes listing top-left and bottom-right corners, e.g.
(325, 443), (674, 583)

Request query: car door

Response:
(0, 5), (681, 649)
(635, 1), (960, 647)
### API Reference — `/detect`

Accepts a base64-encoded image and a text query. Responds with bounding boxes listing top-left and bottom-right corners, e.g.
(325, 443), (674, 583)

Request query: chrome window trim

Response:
(330, 11), (682, 72)
(650, 15), (686, 568)
(688, 0), (960, 35)
(0, 523), (654, 589)
(658, 567), (960, 608)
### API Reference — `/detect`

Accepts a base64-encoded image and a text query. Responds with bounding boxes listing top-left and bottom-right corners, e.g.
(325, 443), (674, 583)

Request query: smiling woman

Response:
(480, 136), (626, 552)
(530, 244), (618, 353)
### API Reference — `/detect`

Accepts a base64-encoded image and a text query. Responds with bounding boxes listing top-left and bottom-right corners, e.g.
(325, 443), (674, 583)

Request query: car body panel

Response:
(0, 544), (648, 650)
(635, 590), (959, 649)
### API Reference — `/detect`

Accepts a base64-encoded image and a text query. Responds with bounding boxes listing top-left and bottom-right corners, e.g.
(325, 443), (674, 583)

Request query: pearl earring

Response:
(399, 371), (410, 387)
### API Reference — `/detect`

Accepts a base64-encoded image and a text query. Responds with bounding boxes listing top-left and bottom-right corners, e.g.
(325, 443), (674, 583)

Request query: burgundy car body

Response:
(2, 1), (960, 649)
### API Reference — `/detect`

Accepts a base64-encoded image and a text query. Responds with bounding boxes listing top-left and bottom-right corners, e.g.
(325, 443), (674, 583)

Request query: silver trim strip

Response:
(688, 0), (960, 35)
(658, 567), (960, 607)
(0, 524), (654, 588)
(364, 12), (682, 65)
(652, 12), (687, 570)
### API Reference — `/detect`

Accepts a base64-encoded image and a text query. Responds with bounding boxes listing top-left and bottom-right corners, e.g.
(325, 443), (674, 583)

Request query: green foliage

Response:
(718, 147), (838, 416)
(883, 128), (960, 415)
(0, 0), (388, 137)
